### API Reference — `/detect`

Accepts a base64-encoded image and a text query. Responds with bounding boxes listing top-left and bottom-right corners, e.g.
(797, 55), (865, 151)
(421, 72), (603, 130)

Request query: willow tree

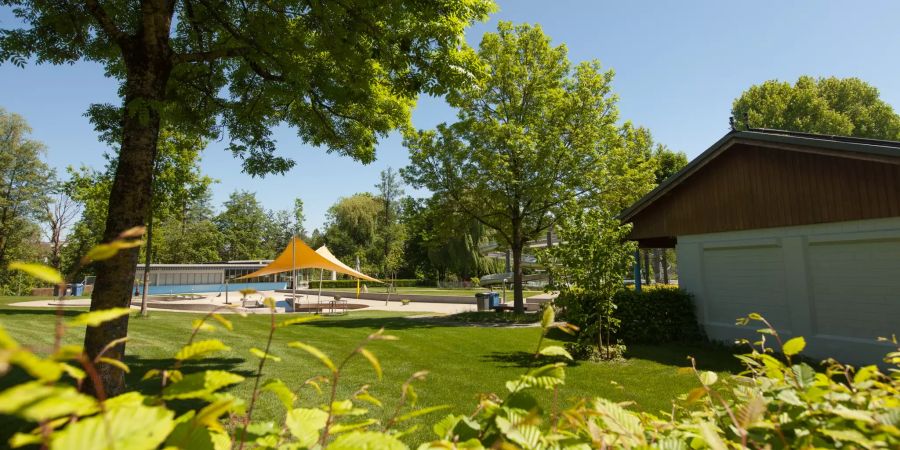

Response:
(1, 0), (493, 395)
(403, 22), (653, 312)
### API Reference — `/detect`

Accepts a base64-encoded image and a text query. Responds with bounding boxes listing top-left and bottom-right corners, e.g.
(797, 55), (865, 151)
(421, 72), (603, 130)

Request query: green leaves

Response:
(782, 337), (806, 356)
(175, 339), (230, 361)
(162, 370), (244, 400)
(51, 403), (175, 450)
(249, 347), (281, 362)
(698, 371), (718, 386)
(540, 305), (555, 329)
(8, 262), (63, 284)
(69, 308), (132, 327)
(285, 408), (328, 448)
(327, 431), (407, 450)
(261, 379), (296, 411)
(359, 348), (382, 380)
(538, 345), (573, 360)
(288, 341), (336, 372)
(0, 382), (96, 421)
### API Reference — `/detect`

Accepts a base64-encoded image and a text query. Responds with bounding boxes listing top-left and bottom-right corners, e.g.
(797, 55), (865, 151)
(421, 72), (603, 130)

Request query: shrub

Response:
(614, 287), (705, 344)
(400, 299), (410, 306)
(556, 287), (703, 348)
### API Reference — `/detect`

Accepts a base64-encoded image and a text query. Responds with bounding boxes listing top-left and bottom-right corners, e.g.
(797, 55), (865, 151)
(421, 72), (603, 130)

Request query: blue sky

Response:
(2, 1), (899, 231)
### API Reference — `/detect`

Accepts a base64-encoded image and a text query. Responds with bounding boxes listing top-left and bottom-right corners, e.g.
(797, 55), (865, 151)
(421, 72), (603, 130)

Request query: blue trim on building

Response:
(136, 282), (286, 295)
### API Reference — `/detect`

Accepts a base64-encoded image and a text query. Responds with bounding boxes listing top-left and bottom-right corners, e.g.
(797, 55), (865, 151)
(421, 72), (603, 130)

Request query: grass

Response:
(314, 286), (545, 297)
(443, 311), (542, 324)
(0, 295), (740, 445)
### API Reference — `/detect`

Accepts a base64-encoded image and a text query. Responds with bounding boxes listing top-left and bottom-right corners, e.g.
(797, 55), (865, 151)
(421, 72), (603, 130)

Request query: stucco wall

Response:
(677, 216), (900, 366)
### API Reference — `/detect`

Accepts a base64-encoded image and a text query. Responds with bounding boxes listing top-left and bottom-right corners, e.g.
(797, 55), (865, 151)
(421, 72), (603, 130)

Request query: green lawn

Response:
(0, 296), (739, 446)
(314, 286), (545, 297)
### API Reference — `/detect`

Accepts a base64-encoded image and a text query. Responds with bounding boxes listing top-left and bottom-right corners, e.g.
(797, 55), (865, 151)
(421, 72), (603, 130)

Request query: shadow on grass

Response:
(296, 315), (439, 331)
(0, 307), (85, 318)
(480, 350), (581, 369)
(625, 343), (743, 373)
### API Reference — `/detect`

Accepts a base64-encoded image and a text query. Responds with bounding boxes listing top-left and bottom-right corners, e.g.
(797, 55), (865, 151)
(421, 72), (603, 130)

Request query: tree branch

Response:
(84, 0), (127, 43)
(174, 46), (249, 64)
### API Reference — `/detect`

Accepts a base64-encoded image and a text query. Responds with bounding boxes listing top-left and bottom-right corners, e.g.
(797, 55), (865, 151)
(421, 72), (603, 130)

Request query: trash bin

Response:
(69, 283), (84, 296)
(475, 292), (491, 311)
(487, 292), (501, 308)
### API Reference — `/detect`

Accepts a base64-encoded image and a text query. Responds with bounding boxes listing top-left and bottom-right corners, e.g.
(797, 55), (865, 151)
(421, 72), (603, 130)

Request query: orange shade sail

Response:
(235, 237), (380, 283)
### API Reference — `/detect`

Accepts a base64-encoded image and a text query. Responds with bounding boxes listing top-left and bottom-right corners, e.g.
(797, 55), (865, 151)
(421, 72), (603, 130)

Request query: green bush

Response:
(614, 287), (705, 344)
(557, 287), (703, 346)
(309, 278), (432, 289)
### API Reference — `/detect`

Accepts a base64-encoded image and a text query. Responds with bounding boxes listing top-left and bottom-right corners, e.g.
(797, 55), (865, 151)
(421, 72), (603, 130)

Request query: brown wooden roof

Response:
(621, 130), (900, 247)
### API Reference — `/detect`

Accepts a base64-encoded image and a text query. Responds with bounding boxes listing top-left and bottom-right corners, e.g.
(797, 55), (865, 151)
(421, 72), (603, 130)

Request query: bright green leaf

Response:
(782, 336), (806, 356)
(69, 308), (132, 327)
(8, 262), (63, 284)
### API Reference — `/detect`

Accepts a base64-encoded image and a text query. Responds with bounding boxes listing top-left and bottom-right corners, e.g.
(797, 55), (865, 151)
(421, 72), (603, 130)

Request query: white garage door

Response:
(808, 239), (900, 341)
(702, 245), (791, 330)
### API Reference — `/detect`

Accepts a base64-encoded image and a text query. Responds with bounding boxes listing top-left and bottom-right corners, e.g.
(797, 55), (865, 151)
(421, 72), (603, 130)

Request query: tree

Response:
(41, 191), (80, 275)
(539, 205), (635, 359)
(215, 191), (271, 261)
(0, 108), (53, 290)
(375, 168), (405, 280)
(1, 0), (493, 395)
(62, 131), (213, 277)
(403, 22), (654, 312)
(265, 197), (307, 254)
(732, 76), (900, 139)
(292, 198), (306, 240)
(154, 216), (223, 264)
(324, 193), (382, 273)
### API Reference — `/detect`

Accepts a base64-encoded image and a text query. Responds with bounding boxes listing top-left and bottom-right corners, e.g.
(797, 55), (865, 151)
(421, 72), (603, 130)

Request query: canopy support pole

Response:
(291, 238), (296, 312)
(318, 268), (324, 306)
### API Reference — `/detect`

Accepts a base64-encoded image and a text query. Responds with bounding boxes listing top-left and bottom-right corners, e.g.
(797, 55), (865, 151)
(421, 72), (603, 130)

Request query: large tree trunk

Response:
(511, 220), (524, 314)
(83, 34), (172, 396)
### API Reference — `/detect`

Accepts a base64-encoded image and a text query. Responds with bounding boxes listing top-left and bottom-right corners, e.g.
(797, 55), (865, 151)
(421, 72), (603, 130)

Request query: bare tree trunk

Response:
(652, 249), (663, 284)
(642, 250), (651, 285)
(140, 210), (154, 316)
(661, 250), (670, 284)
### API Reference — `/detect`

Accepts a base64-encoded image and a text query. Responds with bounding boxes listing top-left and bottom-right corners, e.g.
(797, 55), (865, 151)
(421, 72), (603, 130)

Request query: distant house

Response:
(621, 129), (900, 365)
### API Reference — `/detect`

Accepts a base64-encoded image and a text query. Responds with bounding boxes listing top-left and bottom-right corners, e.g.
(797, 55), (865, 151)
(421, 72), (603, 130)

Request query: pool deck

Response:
(9, 290), (480, 315)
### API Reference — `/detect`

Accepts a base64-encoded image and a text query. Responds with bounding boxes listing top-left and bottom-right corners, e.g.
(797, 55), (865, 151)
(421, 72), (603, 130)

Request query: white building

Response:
(621, 129), (900, 365)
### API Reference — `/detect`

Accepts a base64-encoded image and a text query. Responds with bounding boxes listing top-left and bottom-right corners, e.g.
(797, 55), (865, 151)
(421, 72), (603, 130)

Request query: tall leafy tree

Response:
(0, 108), (53, 289)
(324, 193), (381, 273)
(732, 76), (900, 139)
(0, 0), (493, 394)
(403, 22), (654, 312)
(375, 168), (405, 279)
(214, 191), (271, 261)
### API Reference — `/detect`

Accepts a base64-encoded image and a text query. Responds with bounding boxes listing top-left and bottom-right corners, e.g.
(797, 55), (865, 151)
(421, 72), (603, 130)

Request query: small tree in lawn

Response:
(539, 204), (635, 359)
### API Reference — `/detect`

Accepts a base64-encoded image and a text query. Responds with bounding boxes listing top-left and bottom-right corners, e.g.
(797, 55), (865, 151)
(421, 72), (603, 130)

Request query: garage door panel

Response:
(702, 246), (791, 329)
(809, 240), (900, 339)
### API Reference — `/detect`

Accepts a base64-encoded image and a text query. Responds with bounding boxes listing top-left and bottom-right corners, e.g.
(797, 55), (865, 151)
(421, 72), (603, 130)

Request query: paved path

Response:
(9, 290), (477, 315)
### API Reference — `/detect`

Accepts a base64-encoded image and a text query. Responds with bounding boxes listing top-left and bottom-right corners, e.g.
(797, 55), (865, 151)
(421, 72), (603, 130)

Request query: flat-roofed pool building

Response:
(135, 261), (288, 295)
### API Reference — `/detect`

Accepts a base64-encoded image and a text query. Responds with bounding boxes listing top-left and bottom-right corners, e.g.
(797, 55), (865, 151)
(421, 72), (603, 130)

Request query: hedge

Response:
(613, 287), (705, 344)
(556, 287), (704, 345)
(306, 279), (433, 289)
